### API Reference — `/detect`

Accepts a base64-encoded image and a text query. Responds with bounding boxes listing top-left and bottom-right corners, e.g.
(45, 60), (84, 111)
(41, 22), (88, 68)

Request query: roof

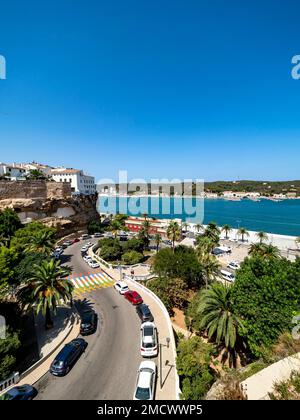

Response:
(51, 168), (81, 174)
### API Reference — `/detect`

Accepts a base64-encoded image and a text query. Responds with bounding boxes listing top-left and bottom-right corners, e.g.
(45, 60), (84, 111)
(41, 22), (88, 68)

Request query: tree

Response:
(147, 277), (189, 313)
(249, 243), (280, 259)
(231, 256), (300, 357)
(0, 246), (20, 298)
(26, 169), (47, 180)
(152, 246), (203, 289)
(25, 229), (56, 256)
(203, 222), (220, 246)
(176, 336), (215, 400)
(0, 328), (20, 381)
(121, 250), (144, 265)
(195, 223), (203, 234)
(296, 237), (300, 250)
(200, 255), (221, 289)
(167, 221), (181, 251)
(191, 282), (245, 366)
(14, 252), (45, 284)
(0, 209), (22, 243)
(10, 222), (56, 253)
(256, 231), (268, 244)
(109, 219), (123, 238)
(17, 259), (72, 329)
(237, 227), (249, 242)
(154, 233), (162, 252)
(222, 224), (232, 240)
(88, 219), (104, 234)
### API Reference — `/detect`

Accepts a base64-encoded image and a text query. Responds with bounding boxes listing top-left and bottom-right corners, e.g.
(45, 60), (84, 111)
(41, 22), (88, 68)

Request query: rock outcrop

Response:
(0, 180), (99, 237)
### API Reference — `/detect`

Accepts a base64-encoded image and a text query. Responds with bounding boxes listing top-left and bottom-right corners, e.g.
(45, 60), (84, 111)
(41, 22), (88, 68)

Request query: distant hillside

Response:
(203, 180), (300, 196)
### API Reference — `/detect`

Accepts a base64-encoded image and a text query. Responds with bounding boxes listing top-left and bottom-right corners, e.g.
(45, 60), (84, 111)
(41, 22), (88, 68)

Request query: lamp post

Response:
(159, 337), (170, 389)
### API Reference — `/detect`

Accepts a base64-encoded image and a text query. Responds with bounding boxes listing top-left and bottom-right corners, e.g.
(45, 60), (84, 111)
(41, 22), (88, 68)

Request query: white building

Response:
(51, 168), (96, 195)
(0, 162), (27, 180)
(19, 162), (53, 177)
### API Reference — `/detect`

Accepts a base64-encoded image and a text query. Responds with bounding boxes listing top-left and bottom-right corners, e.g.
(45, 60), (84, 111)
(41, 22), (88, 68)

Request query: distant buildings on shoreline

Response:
(0, 161), (96, 196)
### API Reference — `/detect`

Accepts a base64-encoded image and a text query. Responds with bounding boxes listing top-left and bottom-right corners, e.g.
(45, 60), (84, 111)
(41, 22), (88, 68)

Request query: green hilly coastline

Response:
(203, 180), (300, 196)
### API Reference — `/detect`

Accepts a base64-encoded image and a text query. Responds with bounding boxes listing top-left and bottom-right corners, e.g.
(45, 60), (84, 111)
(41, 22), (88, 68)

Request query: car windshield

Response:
(142, 342), (154, 348)
(135, 387), (150, 400)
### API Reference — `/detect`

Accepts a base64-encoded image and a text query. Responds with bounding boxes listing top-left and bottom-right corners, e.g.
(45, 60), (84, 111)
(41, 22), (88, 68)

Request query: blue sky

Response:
(0, 0), (300, 182)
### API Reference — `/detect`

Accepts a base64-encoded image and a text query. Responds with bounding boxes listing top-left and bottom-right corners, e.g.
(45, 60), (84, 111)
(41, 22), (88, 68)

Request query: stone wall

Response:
(0, 180), (71, 200)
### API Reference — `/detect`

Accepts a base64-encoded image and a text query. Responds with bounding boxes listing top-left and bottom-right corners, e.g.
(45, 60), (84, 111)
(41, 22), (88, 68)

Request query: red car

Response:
(72, 238), (80, 244)
(124, 290), (143, 305)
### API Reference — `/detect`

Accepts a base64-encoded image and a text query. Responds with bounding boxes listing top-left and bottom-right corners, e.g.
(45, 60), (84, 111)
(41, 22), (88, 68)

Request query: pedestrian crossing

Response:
(66, 271), (115, 296)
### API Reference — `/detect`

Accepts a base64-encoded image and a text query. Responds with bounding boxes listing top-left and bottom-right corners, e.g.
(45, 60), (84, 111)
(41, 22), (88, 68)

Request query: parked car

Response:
(54, 247), (63, 254)
(140, 322), (158, 357)
(133, 361), (156, 400)
(93, 232), (102, 238)
(52, 251), (61, 261)
(81, 246), (89, 252)
(88, 260), (100, 269)
(62, 240), (73, 248)
(2, 385), (37, 400)
(220, 269), (235, 282)
(50, 338), (87, 376)
(72, 238), (80, 243)
(124, 290), (143, 305)
(136, 304), (154, 323)
(114, 281), (130, 295)
(83, 255), (93, 263)
(227, 261), (240, 270)
(80, 234), (91, 240)
(80, 311), (97, 335)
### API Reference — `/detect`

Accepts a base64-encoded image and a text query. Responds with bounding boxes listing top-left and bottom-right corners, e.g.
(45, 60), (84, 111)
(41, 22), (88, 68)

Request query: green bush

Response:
(121, 250), (144, 265)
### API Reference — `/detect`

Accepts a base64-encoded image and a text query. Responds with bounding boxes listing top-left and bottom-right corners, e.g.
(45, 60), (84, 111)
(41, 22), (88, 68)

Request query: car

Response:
(136, 304), (154, 323)
(2, 385), (37, 400)
(72, 238), (80, 243)
(83, 255), (93, 263)
(93, 232), (102, 238)
(220, 269), (235, 282)
(62, 240), (73, 248)
(80, 234), (91, 240)
(114, 281), (130, 294)
(88, 260), (100, 269)
(80, 311), (97, 335)
(133, 361), (156, 400)
(140, 322), (158, 357)
(49, 338), (87, 376)
(124, 290), (143, 305)
(54, 247), (63, 254)
(86, 242), (93, 247)
(52, 251), (61, 261)
(227, 261), (240, 270)
(81, 246), (88, 252)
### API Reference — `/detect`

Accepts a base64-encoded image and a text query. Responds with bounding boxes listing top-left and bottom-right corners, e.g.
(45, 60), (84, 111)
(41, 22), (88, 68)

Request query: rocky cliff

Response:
(0, 180), (99, 237)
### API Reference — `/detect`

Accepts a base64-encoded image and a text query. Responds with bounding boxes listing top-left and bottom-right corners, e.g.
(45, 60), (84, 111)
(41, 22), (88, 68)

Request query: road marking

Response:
(69, 271), (114, 295)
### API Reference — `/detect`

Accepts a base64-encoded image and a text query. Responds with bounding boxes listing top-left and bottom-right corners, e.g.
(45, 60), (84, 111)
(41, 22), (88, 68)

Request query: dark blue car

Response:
(2, 385), (37, 400)
(50, 338), (87, 376)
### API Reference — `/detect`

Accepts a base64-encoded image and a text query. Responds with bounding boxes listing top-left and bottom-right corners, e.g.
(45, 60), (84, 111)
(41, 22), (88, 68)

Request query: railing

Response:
(0, 372), (19, 393)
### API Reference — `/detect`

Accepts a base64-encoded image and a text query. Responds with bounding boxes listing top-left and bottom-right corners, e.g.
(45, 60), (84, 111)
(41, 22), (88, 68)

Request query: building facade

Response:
(51, 168), (96, 195)
(0, 163), (27, 180)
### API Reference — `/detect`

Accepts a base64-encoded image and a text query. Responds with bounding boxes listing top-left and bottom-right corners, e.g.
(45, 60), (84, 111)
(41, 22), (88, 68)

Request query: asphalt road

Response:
(35, 239), (142, 400)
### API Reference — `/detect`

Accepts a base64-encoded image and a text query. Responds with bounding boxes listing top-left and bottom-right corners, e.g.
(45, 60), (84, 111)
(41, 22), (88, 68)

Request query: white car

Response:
(81, 246), (88, 252)
(140, 322), (158, 357)
(54, 247), (63, 254)
(114, 281), (129, 295)
(133, 361), (156, 400)
(227, 261), (240, 270)
(83, 255), (93, 263)
(221, 269), (235, 282)
(88, 260), (100, 269)
(80, 234), (91, 240)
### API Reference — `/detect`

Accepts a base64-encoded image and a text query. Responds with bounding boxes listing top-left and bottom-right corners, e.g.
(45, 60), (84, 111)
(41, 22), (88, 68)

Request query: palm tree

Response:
(196, 235), (215, 255)
(195, 223), (203, 234)
(249, 243), (280, 259)
(196, 282), (244, 366)
(17, 259), (72, 329)
(237, 227), (249, 242)
(154, 233), (162, 252)
(142, 220), (151, 239)
(182, 222), (189, 232)
(256, 231), (268, 244)
(25, 230), (56, 255)
(109, 219), (123, 238)
(204, 222), (220, 245)
(222, 224), (232, 240)
(201, 255), (221, 289)
(166, 221), (181, 251)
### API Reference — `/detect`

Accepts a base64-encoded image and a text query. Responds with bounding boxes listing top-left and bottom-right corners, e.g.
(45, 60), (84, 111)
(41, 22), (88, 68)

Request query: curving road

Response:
(35, 240), (141, 400)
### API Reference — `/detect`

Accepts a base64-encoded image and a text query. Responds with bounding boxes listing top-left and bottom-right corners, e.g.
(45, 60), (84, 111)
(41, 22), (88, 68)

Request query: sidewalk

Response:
(103, 266), (180, 400)
(18, 307), (80, 387)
